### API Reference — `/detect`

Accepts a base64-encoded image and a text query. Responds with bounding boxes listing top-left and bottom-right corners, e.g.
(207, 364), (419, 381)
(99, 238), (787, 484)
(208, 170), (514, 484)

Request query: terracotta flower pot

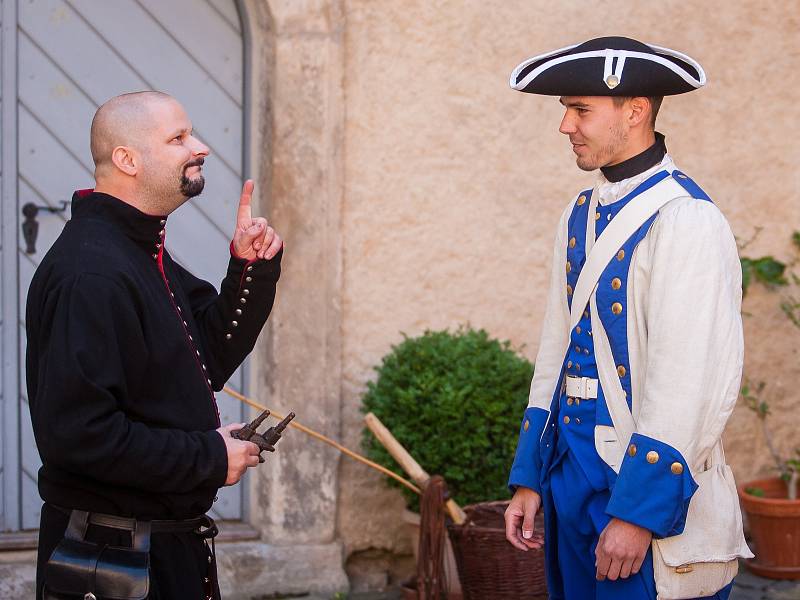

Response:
(738, 477), (800, 579)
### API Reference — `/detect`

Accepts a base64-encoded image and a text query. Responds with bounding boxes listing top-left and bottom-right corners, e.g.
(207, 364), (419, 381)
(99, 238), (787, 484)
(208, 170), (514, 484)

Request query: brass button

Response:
(569, 237), (577, 248)
(575, 398), (580, 406)
(671, 462), (684, 475)
(575, 417), (581, 425)
(576, 326), (581, 334)
(247, 265), (253, 272)
(617, 249), (625, 261)
(567, 361), (573, 368)
(152, 253), (158, 259)
(595, 211), (601, 221)
(235, 309), (242, 315)
(575, 364), (581, 371)
(617, 365), (627, 377)
(240, 298), (247, 304)
(243, 289), (250, 296)
(566, 261), (572, 274)
(207, 378), (212, 386)
(575, 346), (581, 353)
(583, 348), (589, 355)
(605, 74), (620, 88)
(225, 333), (232, 340)
(646, 451), (660, 464)
(567, 398), (574, 406)
(160, 219), (166, 226)
(577, 195), (587, 206)
(563, 416), (570, 424)
(524, 420), (530, 431)
(611, 302), (623, 315)
(675, 565), (693, 574)
(583, 310), (589, 319)
(183, 320), (188, 327)
(566, 284), (573, 296)
(246, 276), (252, 282)
(628, 444), (637, 457)
(611, 278), (621, 290)
(232, 321), (239, 327)
(196, 350), (200, 356)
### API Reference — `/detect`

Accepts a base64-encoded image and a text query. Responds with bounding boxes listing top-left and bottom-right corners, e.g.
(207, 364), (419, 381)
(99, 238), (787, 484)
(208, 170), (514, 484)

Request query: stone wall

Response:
(334, 0), (800, 588)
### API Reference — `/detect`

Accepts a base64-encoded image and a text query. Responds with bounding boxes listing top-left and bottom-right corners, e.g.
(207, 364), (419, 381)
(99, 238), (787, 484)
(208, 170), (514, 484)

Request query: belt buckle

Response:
(578, 377), (588, 398)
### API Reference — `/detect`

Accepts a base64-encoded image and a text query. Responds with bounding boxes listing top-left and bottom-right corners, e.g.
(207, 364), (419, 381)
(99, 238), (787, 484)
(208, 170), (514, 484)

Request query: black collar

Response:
(70, 190), (167, 254)
(600, 132), (667, 183)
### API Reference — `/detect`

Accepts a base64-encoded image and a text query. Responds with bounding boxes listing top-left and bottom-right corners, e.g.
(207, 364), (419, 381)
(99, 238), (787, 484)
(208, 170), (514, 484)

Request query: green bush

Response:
(361, 327), (533, 510)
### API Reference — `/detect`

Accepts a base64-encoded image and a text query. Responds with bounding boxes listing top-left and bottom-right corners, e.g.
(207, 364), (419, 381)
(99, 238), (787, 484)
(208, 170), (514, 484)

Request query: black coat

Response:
(27, 190), (282, 598)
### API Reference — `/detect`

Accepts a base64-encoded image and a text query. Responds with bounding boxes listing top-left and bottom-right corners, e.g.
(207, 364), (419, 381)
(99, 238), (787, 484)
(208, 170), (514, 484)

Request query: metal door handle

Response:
(21, 201), (69, 254)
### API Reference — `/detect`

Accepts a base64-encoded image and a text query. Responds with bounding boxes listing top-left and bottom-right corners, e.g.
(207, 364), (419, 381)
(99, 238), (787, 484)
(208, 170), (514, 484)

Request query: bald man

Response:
(27, 91), (283, 599)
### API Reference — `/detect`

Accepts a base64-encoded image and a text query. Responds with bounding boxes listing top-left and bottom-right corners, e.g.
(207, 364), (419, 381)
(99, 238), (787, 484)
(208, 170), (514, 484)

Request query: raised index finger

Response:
(237, 179), (255, 226)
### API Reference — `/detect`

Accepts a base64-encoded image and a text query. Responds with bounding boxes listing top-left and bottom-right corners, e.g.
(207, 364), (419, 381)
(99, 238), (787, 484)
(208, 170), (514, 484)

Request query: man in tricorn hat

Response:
(503, 37), (752, 599)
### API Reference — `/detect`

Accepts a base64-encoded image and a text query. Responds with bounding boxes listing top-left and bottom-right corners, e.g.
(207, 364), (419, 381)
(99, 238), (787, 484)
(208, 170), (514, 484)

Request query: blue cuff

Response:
(606, 433), (698, 538)
(508, 407), (549, 495)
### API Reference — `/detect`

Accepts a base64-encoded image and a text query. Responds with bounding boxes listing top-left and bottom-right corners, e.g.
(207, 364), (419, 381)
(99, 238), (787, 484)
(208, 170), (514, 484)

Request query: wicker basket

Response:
(447, 500), (548, 599)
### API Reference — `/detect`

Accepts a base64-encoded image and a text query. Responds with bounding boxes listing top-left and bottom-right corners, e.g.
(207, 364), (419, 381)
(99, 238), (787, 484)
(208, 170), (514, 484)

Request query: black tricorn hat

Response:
(510, 36), (705, 97)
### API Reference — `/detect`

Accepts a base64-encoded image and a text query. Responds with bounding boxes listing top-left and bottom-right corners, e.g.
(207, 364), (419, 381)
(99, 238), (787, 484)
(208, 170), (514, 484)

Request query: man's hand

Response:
(232, 180), (284, 261)
(216, 423), (261, 486)
(504, 487), (544, 551)
(595, 517), (652, 581)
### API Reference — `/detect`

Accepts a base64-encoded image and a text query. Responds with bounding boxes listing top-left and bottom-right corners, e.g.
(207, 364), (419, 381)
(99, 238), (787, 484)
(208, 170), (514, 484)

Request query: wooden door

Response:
(1, 0), (249, 533)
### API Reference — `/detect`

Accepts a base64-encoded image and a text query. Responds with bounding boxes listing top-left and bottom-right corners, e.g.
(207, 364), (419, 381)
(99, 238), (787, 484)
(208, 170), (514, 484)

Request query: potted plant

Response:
(737, 381), (800, 579)
(738, 231), (800, 579)
(360, 327), (543, 598)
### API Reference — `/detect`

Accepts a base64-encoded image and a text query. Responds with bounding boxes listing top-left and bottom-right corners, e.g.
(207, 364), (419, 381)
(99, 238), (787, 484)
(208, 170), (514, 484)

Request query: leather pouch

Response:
(42, 510), (150, 600)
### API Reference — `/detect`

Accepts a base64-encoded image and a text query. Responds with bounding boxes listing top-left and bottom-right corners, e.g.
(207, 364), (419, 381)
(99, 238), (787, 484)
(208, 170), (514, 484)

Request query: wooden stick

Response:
(364, 412), (467, 525)
(222, 386), (421, 495)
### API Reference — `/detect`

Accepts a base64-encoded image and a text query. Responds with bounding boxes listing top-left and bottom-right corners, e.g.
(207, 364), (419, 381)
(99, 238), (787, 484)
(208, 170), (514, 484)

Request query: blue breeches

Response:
(548, 449), (733, 600)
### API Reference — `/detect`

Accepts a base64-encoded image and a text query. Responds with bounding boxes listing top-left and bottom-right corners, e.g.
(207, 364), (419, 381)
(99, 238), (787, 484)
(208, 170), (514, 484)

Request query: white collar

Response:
(596, 154), (675, 206)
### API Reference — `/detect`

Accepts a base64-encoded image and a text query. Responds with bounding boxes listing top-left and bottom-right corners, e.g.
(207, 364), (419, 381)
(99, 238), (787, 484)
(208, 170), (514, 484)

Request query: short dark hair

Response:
(612, 96), (663, 128)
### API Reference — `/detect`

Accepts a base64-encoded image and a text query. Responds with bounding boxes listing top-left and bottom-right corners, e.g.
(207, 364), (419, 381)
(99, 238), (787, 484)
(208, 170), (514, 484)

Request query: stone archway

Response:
(215, 2), (349, 597)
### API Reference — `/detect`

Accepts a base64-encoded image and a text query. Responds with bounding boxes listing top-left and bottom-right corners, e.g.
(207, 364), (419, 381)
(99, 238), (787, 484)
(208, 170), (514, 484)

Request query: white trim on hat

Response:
(510, 46), (705, 92)
(646, 42), (707, 86)
(508, 43), (581, 83)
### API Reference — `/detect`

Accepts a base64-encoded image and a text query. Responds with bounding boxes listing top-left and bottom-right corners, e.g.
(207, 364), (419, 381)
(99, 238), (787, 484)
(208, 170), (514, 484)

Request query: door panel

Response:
(1, 0), (248, 532)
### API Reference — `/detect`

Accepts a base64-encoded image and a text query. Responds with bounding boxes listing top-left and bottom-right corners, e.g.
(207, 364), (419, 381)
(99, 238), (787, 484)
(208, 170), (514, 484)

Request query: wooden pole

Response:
(222, 386), (421, 495)
(364, 412), (467, 525)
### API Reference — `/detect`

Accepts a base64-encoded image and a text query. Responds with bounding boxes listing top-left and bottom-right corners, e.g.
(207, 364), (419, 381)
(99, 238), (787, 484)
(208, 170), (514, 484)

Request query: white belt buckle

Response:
(566, 375), (598, 399)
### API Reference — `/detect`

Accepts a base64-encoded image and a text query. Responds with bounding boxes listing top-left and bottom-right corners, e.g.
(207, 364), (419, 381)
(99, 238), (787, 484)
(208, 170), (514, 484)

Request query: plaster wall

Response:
(335, 0), (800, 585)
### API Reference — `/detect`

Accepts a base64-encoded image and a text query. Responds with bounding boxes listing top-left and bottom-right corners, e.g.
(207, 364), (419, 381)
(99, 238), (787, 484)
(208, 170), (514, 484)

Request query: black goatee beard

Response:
(180, 157), (206, 198)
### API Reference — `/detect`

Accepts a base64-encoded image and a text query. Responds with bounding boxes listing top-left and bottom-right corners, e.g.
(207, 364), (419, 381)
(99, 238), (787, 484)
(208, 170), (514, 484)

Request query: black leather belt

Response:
(50, 504), (218, 537)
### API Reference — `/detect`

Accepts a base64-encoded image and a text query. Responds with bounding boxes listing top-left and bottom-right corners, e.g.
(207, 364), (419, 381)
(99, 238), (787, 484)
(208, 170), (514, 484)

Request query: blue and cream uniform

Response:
(509, 151), (752, 599)
(507, 36), (753, 600)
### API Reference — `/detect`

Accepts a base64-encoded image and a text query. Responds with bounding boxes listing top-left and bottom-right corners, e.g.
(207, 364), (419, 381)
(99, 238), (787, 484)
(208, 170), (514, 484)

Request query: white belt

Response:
(565, 375), (599, 399)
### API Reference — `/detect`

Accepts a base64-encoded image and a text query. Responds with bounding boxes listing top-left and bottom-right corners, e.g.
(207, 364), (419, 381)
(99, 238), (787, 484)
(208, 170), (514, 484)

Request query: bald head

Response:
(90, 91), (175, 175)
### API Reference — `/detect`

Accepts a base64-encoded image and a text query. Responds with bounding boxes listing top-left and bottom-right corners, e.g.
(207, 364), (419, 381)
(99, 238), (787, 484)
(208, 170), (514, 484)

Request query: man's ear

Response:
(111, 146), (138, 176)
(627, 97), (651, 128)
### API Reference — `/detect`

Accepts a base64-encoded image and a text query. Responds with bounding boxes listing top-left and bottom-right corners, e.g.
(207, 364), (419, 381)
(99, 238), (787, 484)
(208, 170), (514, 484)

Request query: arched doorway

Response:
(0, 0), (250, 536)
